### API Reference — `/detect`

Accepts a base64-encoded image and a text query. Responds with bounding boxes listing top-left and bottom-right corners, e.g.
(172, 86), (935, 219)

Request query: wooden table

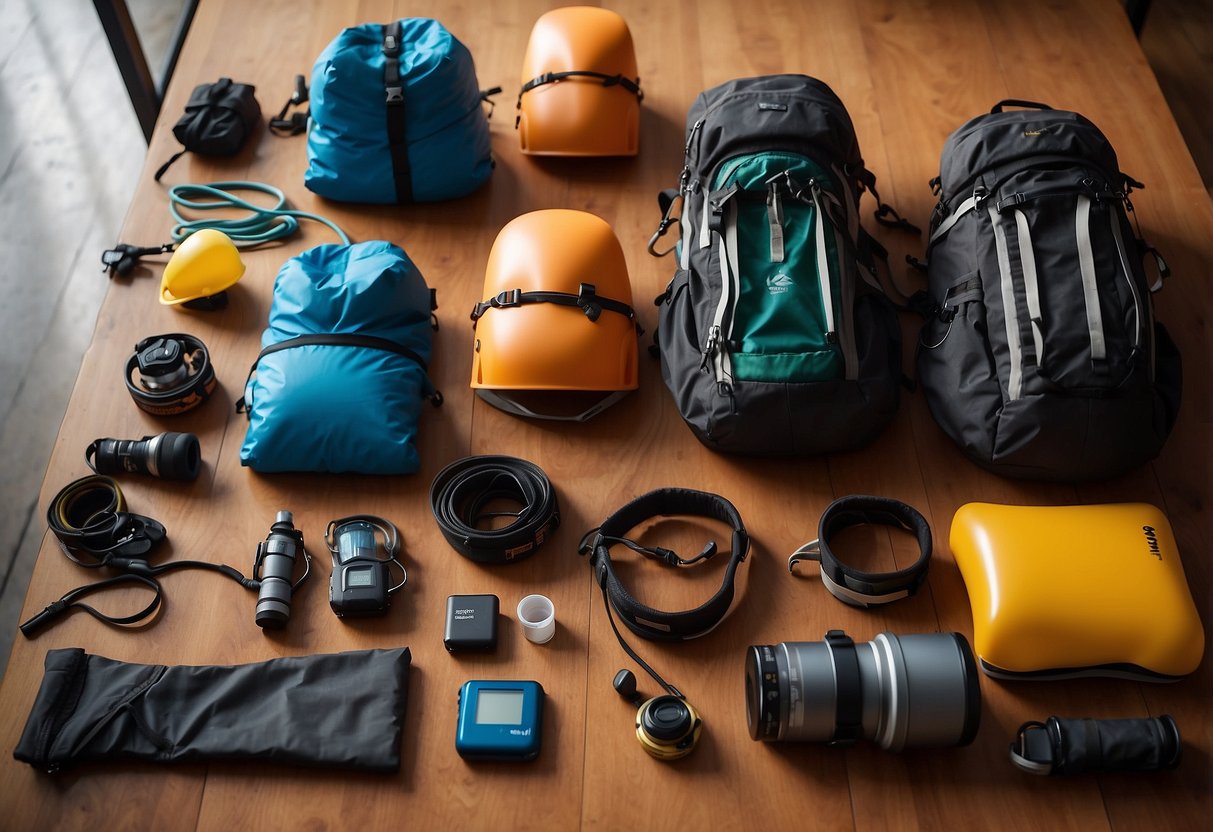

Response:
(1, 0), (1209, 828)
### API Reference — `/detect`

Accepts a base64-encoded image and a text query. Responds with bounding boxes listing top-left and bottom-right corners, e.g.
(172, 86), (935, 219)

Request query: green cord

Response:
(167, 181), (351, 246)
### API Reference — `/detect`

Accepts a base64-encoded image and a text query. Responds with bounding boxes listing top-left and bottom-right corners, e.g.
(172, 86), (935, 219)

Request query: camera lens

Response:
(745, 631), (981, 751)
(640, 696), (694, 741)
(87, 433), (201, 481)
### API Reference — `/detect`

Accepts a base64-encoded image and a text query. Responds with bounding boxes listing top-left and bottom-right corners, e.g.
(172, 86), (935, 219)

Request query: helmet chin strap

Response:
(474, 388), (632, 423)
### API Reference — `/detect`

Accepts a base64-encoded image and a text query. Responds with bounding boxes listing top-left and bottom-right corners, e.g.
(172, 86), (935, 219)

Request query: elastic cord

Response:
(430, 456), (560, 564)
(167, 181), (351, 246)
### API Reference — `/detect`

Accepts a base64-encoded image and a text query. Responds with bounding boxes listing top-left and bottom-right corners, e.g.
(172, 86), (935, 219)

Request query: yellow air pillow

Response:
(951, 502), (1203, 681)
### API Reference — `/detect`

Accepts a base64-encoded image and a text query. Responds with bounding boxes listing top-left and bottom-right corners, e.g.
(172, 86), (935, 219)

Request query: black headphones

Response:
(125, 334), (217, 416)
(580, 487), (750, 760)
(788, 494), (931, 607)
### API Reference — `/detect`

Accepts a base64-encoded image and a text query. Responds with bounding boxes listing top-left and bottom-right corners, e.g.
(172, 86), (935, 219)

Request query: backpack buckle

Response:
(576, 283), (602, 321)
(385, 86), (404, 104)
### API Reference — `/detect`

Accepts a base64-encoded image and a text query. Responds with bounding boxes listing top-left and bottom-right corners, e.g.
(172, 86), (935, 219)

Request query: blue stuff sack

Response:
(305, 18), (494, 203)
(239, 241), (440, 474)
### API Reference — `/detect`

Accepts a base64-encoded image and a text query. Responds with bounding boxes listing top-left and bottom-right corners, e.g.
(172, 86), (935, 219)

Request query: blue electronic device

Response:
(456, 680), (545, 761)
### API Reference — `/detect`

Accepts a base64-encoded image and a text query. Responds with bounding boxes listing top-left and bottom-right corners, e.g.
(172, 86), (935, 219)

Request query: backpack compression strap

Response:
(383, 21), (413, 204)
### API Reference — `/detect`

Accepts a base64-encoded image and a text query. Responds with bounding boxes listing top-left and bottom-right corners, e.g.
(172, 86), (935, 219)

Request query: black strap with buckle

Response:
(383, 21), (413, 203)
(470, 283), (636, 325)
(788, 495), (932, 608)
(517, 70), (643, 109)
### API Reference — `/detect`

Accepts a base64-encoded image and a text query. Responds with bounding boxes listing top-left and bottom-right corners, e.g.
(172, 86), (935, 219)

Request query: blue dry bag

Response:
(239, 241), (440, 474)
(305, 18), (494, 203)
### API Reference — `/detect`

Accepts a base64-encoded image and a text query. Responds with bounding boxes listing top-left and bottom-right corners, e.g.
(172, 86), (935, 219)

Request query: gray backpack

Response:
(917, 100), (1182, 481)
(649, 75), (912, 455)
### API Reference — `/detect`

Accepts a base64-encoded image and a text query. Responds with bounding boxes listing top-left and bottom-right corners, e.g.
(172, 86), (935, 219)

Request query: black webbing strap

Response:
(470, 283), (636, 325)
(825, 630), (864, 745)
(517, 70), (643, 105)
(19, 574), (163, 637)
(236, 333), (438, 413)
(383, 21), (413, 204)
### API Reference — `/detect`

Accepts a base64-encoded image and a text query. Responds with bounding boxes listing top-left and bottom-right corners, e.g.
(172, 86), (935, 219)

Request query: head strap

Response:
(788, 495), (931, 607)
(580, 488), (749, 642)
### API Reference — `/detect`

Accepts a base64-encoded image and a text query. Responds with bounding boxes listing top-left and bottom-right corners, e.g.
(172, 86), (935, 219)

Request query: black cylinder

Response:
(255, 511), (303, 629)
(87, 433), (201, 481)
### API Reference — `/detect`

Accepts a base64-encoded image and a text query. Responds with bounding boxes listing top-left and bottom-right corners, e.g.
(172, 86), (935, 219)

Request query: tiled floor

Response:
(0, 0), (1209, 678)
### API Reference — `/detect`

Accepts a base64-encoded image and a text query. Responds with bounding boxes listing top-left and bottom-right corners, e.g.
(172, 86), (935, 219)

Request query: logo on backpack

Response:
(767, 273), (793, 296)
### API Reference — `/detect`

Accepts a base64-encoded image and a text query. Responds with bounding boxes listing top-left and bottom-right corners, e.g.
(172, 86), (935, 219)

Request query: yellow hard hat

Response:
(471, 209), (639, 420)
(516, 7), (642, 156)
(159, 229), (245, 306)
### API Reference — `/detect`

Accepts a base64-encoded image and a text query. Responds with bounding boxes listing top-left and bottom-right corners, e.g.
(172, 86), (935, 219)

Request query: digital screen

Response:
(346, 567), (375, 588)
(475, 689), (525, 725)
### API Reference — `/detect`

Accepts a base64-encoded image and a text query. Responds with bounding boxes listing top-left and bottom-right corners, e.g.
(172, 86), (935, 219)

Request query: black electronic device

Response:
(612, 669), (702, 761)
(325, 515), (406, 617)
(254, 511), (311, 629)
(444, 594), (500, 652)
(456, 680), (544, 761)
(124, 333), (217, 416)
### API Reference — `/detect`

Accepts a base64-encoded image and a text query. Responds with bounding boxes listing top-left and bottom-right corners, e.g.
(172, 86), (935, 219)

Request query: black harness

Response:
(788, 495), (932, 607)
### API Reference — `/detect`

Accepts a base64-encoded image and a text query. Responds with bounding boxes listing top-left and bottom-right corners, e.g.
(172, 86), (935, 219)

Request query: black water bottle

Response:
(255, 511), (304, 629)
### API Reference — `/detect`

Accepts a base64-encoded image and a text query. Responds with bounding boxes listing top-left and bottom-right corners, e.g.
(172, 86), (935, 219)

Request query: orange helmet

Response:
(471, 210), (639, 421)
(516, 7), (642, 156)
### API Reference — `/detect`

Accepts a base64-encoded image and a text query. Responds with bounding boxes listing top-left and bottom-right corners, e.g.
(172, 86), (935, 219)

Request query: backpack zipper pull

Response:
(767, 182), (785, 263)
(700, 326), (720, 371)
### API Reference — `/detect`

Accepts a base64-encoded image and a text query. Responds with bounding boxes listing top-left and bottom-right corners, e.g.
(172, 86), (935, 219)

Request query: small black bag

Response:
(154, 77), (261, 181)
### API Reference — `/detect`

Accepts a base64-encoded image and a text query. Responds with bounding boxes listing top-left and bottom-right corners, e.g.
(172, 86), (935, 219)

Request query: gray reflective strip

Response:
(835, 227), (858, 381)
(831, 164), (859, 243)
(699, 189), (711, 249)
(679, 186), (694, 271)
(930, 195), (978, 246)
(812, 189), (836, 337)
(1013, 208), (1046, 365)
(767, 186), (785, 262)
(988, 204), (1023, 400)
(1107, 204), (1143, 352)
(475, 388), (633, 422)
(720, 204), (741, 381)
(1074, 195), (1107, 361)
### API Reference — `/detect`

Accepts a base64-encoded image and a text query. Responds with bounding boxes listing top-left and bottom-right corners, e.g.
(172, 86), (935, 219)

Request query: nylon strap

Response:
(518, 70), (643, 102)
(383, 21), (413, 204)
(1013, 209), (1046, 365)
(1074, 196), (1107, 361)
(470, 284), (636, 324)
(825, 630), (863, 744)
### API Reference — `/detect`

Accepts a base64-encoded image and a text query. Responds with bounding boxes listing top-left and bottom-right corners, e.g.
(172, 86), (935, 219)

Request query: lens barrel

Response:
(88, 433), (201, 481)
(255, 511), (303, 629)
(745, 631), (981, 751)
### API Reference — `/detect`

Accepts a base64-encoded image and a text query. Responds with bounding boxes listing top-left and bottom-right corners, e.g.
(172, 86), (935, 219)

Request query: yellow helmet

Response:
(516, 7), (642, 156)
(159, 229), (245, 307)
(471, 210), (639, 420)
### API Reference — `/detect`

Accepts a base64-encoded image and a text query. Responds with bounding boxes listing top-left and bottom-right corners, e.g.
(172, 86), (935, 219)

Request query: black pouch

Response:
(154, 77), (261, 181)
(1010, 715), (1182, 775)
(13, 647), (410, 773)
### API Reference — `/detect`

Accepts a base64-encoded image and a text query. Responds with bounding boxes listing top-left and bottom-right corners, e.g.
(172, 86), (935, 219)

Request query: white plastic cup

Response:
(517, 594), (556, 644)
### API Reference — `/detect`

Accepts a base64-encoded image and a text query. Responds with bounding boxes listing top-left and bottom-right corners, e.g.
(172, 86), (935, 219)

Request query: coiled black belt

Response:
(124, 333), (217, 416)
(429, 456), (560, 564)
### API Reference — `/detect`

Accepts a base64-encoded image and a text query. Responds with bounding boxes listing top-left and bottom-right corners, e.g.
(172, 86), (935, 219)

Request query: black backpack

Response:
(649, 75), (911, 455)
(916, 100), (1182, 481)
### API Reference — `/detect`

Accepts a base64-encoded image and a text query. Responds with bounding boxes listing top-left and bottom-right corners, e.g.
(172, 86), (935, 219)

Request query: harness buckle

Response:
(577, 283), (602, 321)
(385, 86), (404, 104)
(492, 289), (522, 309)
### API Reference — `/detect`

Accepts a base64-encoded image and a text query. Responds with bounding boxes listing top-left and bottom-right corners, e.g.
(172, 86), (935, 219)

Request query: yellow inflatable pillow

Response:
(951, 502), (1203, 681)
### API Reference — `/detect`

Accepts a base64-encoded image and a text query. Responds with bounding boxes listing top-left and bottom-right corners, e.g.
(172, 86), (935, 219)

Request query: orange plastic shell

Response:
(951, 502), (1204, 679)
(517, 7), (640, 156)
(472, 209), (638, 393)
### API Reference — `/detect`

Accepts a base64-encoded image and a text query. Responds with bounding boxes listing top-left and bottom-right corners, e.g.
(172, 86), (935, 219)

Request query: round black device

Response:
(612, 668), (703, 761)
(86, 432), (201, 481)
(124, 334), (217, 416)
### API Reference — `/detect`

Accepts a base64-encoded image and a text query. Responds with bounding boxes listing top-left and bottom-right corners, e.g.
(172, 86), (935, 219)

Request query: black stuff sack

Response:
(14, 647), (411, 773)
(154, 77), (261, 181)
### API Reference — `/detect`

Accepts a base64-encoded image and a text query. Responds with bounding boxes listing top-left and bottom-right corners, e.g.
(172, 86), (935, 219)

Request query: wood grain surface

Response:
(0, 0), (1209, 830)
